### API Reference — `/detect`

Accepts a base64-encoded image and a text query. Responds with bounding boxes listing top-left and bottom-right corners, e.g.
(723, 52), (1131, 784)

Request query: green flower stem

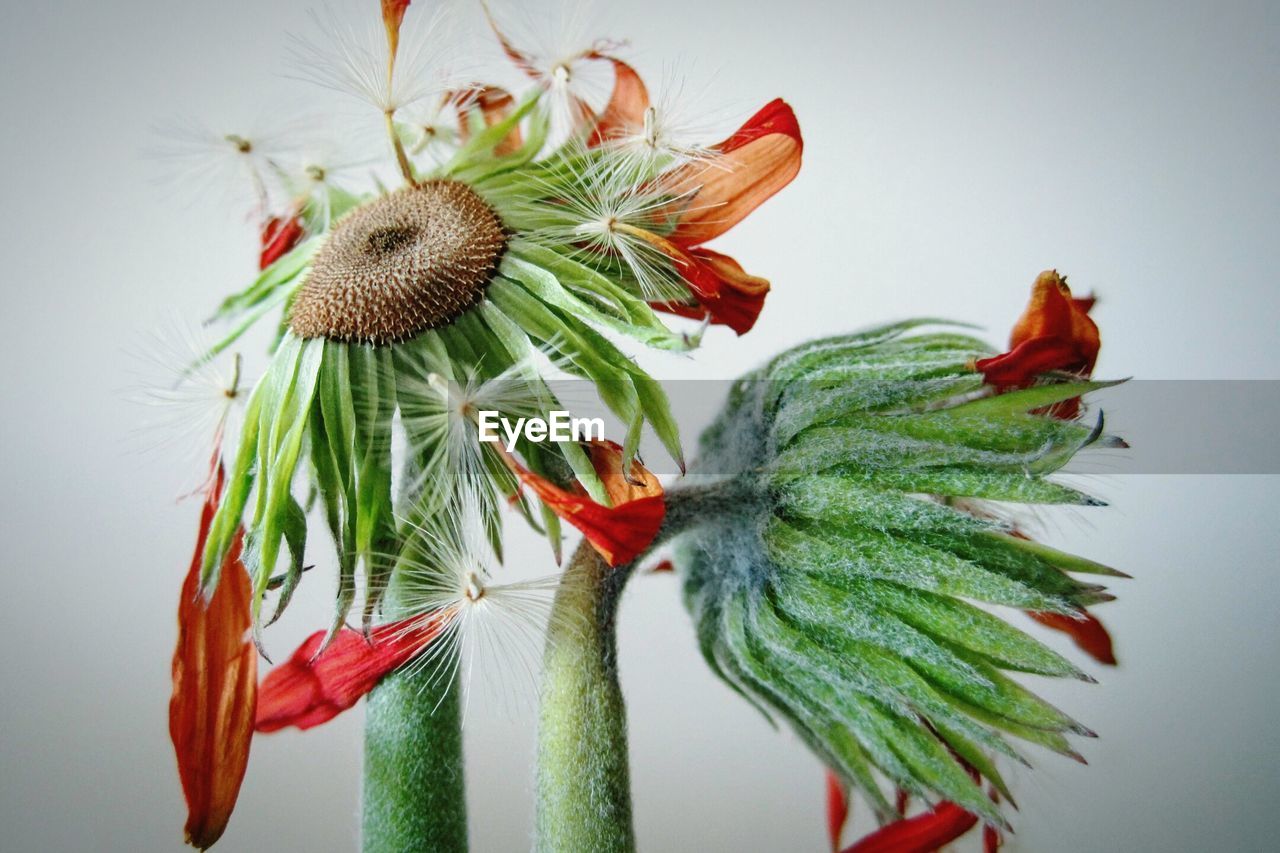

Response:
(362, 618), (468, 852)
(535, 541), (636, 853)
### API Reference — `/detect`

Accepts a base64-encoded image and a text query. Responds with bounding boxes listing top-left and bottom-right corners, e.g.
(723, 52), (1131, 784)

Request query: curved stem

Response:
(535, 542), (636, 853)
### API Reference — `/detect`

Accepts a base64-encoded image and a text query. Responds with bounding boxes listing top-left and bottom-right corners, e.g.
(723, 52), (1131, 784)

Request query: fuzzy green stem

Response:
(535, 542), (635, 853)
(362, 623), (468, 852)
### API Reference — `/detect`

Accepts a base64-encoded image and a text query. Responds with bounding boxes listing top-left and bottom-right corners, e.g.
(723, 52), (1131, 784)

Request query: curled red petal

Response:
(170, 462), (257, 849)
(259, 215), (304, 270)
(500, 441), (665, 567)
(625, 225), (770, 334)
(587, 58), (650, 147)
(826, 769), (851, 852)
(1028, 608), (1118, 666)
(974, 336), (1088, 387)
(977, 270), (1100, 390)
(667, 98), (803, 246)
(255, 617), (445, 733)
(655, 246), (770, 335)
(841, 802), (978, 853)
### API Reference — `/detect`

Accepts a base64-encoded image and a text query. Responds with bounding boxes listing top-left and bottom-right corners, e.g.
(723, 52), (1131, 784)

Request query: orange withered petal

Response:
(1029, 608), (1118, 666)
(587, 58), (650, 147)
(170, 462), (257, 850)
(667, 98), (803, 246)
(255, 618), (445, 733)
(841, 801), (979, 853)
(826, 769), (851, 852)
(976, 270), (1100, 388)
(500, 441), (665, 567)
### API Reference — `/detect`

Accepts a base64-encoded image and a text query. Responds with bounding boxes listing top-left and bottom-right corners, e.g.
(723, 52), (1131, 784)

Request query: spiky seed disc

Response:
(289, 180), (506, 344)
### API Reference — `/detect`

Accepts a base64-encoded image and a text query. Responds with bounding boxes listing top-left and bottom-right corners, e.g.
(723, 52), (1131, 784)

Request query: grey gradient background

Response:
(2, 0), (1278, 850)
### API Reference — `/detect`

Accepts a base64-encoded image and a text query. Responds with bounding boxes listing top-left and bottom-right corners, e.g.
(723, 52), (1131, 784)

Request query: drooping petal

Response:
(587, 58), (650, 147)
(841, 802), (979, 853)
(499, 441), (665, 567)
(655, 246), (771, 335)
(452, 86), (524, 156)
(826, 769), (851, 852)
(1029, 608), (1118, 665)
(170, 461), (257, 850)
(259, 215), (305, 271)
(255, 617), (445, 733)
(667, 98), (802, 246)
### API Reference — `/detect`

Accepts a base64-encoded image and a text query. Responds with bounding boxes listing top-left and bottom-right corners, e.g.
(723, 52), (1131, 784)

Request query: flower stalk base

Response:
(535, 542), (635, 853)
(362, 661), (468, 853)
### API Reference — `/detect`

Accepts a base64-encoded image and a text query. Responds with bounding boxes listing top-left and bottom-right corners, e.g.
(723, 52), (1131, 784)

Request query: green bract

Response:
(675, 322), (1125, 825)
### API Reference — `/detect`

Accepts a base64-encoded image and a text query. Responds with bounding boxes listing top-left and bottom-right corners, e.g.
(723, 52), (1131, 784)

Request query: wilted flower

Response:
(669, 320), (1127, 828)
(165, 2), (797, 845)
(191, 0), (799, 635)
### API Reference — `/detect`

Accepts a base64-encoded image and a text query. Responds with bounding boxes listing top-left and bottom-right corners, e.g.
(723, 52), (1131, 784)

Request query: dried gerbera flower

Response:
(163, 5), (801, 844)
(191, 1), (800, 643)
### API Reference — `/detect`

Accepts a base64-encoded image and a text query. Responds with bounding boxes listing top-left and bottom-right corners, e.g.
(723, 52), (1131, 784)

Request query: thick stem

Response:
(535, 542), (635, 853)
(362, 613), (468, 852)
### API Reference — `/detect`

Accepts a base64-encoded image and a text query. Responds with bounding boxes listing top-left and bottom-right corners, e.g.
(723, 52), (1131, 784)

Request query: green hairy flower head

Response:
(674, 321), (1127, 825)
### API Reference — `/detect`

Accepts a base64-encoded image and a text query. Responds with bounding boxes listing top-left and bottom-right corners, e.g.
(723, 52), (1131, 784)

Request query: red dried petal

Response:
(170, 462), (257, 849)
(259, 215), (304, 270)
(826, 769), (851, 852)
(977, 271), (1100, 389)
(651, 246), (771, 335)
(255, 618), (445, 733)
(500, 441), (665, 567)
(841, 801), (978, 853)
(667, 99), (803, 246)
(1029, 609), (1118, 666)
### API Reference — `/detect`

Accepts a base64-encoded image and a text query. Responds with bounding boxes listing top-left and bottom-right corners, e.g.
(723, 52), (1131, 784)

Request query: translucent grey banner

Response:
(499, 380), (1280, 476)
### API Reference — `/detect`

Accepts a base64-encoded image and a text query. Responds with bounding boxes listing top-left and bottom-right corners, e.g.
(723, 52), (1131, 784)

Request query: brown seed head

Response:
(289, 180), (506, 344)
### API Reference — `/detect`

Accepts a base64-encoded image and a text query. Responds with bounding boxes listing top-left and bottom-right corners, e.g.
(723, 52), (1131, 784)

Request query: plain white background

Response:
(1, 1), (1277, 850)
